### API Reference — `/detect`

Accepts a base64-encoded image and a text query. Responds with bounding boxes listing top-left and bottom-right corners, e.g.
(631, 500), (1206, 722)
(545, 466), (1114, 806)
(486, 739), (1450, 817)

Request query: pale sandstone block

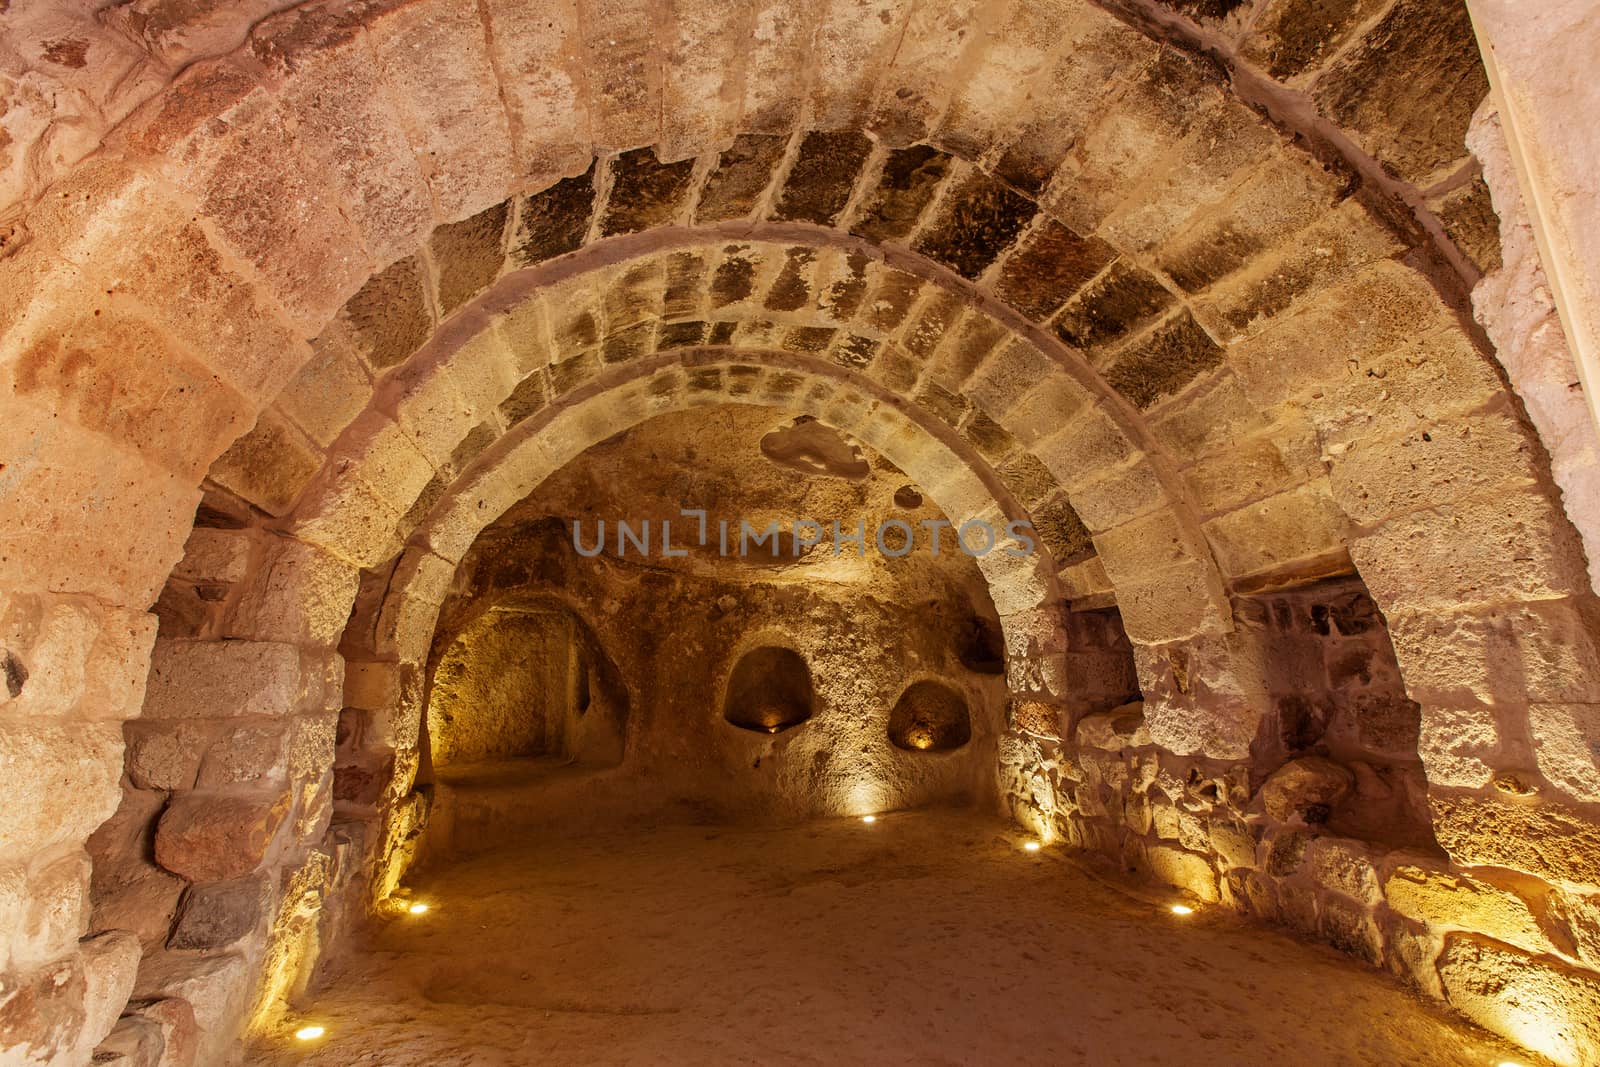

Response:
(225, 536), (361, 648)
(1386, 600), (1600, 706)
(1351, 491), (1591, 613)
(1386, 864), (1553, 954)
(480, 0), (591, 178)
(0, 849), (91, 972)
(143, 640), (340, 721)
(1328, 402), (1542, 525)
(367, 0), (518, 221)
(1202, 478), (1350, 580)
(1528, 703), (1600, 803)
(119, 63), (369, 332)
(252, 5), (437, 264)
(0, 722), (122, 864)
(1438, 935), (1600, 1067)
(1432, 793), (1600, 887)
(1416, 703), (1502, 788)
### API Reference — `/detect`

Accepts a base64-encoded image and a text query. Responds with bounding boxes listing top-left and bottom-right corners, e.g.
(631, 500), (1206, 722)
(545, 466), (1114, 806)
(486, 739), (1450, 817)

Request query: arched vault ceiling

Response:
(0, 0), (1571, 660)
(0, 0), (1496, 289)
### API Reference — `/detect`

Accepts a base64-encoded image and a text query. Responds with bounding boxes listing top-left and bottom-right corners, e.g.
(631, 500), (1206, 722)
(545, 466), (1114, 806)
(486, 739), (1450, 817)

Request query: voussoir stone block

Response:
(365, 0), (518, 221)
(251, 4), (436, 265)
(1385, 600), (1600, 706)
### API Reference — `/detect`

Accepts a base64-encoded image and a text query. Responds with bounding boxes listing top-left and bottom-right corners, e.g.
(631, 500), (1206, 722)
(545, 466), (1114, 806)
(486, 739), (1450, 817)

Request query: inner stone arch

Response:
(362, 402), (1015, 864)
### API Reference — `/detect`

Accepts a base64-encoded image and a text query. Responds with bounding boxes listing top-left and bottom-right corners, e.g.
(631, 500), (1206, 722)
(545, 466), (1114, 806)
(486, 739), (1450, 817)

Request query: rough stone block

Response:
(127, 66), (369, 332)
(1528, 703), (1600, 804)
(696, 136), (787, 223)
(74, 931), (142, 1062)
(154, 792), (291, 883)
(1155, 153), (1346, 295)
(1229, 262), (1461, 410)
(1258, 756), (1353, 822)
(1432, 793), (1600, 887)
(366, 0), (518, 220)
(1101, 311), (1226, 411)
(1074, 703), (1151, 752)
(1145, 842), (1220, 902)
(207, 409), (324, 517)
(1311, 0), (1487, 184)
(479, 0), (589, 178)
(125, 722), (210, 792)
(1329, 404), (1542, 525)
(993, 219), (1115, 321)
(1, 596), (158, 722)
(850, 145), (953, 242)
(224, 536), (361, 647)
(1352, 491), (1591, 614)
(91, 1013), (166, 1066)
(429, 199), (510, 315)
(1303, 836), (1381, 904)
(600, 149), (697, 236)
(773, 131), (875, 227)
(167, 875), (269, 951)
(251, 7), (436, 264)
(134, 951), (253, 1067)
(1203, 479), (1350, 580)
(143, 640), (338, 721)
(318, 255), (435, 376)
(1196, 198), (1402, 342)
(1238, 0), (1389, 79)
(913, 170), (1036, 280)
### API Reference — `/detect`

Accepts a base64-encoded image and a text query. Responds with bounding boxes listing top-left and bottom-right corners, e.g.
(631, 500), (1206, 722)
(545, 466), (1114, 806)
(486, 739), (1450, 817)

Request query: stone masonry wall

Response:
(1003, 576), (1600, 1067)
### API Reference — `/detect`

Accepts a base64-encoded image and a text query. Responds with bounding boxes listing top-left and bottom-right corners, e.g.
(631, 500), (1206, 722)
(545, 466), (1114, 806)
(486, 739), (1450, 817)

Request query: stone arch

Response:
(4, 1), (1599, 1062)
(260, 225), (1232, 644)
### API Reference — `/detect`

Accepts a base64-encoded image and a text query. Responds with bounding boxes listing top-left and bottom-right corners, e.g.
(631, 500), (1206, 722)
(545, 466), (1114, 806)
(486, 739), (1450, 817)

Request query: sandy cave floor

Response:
(245, 809), (1539, 1067)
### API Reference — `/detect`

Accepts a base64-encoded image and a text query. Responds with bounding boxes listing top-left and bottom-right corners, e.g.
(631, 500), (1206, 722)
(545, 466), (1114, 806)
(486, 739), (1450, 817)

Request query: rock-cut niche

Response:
(888, 680), (973, 752)
(723, 646), (815, 734)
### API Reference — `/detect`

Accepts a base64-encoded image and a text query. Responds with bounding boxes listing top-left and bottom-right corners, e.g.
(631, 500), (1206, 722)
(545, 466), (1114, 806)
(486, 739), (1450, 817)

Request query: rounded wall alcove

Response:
(423, 598), (628, 772)
(722, 646), (815, 735)
(888, 680), (973, 752)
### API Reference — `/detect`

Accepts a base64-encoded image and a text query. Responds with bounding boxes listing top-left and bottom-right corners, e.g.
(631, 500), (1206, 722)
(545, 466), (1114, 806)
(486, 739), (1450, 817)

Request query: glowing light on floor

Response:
(1023, 841), (1041, 852)
(408, 902), (430, 915)
(861, 815), (876, 823)
(1170, 905), (1194, 916)
(294, 1026), (326, 1041)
